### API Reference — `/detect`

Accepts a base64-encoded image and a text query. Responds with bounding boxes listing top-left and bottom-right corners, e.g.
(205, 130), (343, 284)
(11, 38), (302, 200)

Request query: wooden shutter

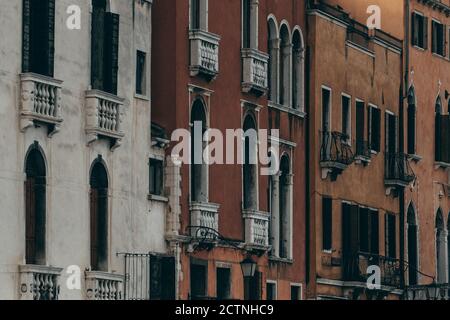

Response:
(424, 16), (429, 50)
(91, 4), (105, 90)
(25, 178), (36, 264)
(150, 255), (162, 300)
(386, 214), (396, 259)
(407, 104), (416, 155)
(322, 197), (332, 251)
(440, 115), (450, 163)
(369, 107), (381, 152)
(356, 102), (365, 154)
(370, 210), (379, 255)
(104, 13), (120, 95)
(359, 208), (369, 253)
(46, 0), (55, 77)
(443, 26), (447, 57)
(90, 189), (99, 270)
(161, 256), (176, 300)
(22, 0), (31, 73)
(408, 225), (418, 285)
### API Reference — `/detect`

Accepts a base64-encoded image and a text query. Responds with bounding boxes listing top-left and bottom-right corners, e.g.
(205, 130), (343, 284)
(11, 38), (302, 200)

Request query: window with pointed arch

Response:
(243, 114), (258, 210)
(435, 209), (447, 283)
(407, 86), (417, 155)
(407, 204), (419, 285)
(24, 143), (47, 265)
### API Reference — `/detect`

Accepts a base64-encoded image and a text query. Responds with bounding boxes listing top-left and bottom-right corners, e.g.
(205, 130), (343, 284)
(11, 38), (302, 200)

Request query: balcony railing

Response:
(342, 252), (402, 288)
(385, 152), (415, 187)
(320, 131), (354, 166)
(242, 209), (270, 249)
(85, 271), (124, 300)
(85, 89), (125, 150)
(405, 283), (450, 300)
(19, 265), (63, 300)
(189, 30), (220, 80)
(189, 202), (220, 240)
(241, 48), (269, 95)
(20, 73), (63, 136)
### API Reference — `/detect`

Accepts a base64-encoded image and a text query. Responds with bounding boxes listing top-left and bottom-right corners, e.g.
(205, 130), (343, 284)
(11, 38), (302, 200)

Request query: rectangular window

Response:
(290, 285), (302, 300)
(190, 0), (201, 30)
(342, 95), (351, 145)
(412, 12), (427, 49)
(149, 159), (163, 196)
(432, 20), (445, 56)
(356, 100), (365, 156)
(322, 88), (331, 132)
(385, 112), (397, 154)
(358, 208), (379, 254)
(136, 50), (146, 95)
(22, 0), (55, 77)
(150, 255), (176, 300)
(190, 260), (208, 299)
(322, 197), (332, 251)
(216, 268), (231, 300)
(385, 213), (397, 259)
(244, 271), (262, 300)
(368, 105), (381, 153)
(242, 0), (251, 48)
(266, 282), (277, 300)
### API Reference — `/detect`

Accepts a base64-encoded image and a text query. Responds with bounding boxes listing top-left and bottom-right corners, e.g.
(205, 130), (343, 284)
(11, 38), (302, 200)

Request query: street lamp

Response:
(240, 256), (257, 278)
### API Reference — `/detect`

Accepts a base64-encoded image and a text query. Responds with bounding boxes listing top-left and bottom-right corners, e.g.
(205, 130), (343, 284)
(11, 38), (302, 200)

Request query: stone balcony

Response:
(189, 202), (220, 240)
(85, 271), (124, 300)
(242, 209), (270, 251)
(19, 264), (63, 300)
(85, 89), (125, 150)
(189, 30), (221, 80)
(20, 73), (63, 137)
(241, 48), (269, 96)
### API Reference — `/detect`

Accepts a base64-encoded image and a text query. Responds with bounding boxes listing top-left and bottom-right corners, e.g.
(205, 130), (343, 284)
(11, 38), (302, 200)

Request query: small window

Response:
(355, 100), (365, 156)
(290, 285), (302, 300)
(190, 0), (201, 30)
(266, 282), (277, 300)
(385, 213), (396, 259)
(242, 0), (252, 48)
(322, 197), (332, 252)
(322, 88), (331, 132)
(359, 208), (379, 254)
(432, 20), (445, 56)
(412, 12), (427, 49)
(136, 51), (146, 95)
(149, 159), (163, 196)
(216, 268), (231, 300)
(341, 95), (351, 144)
(368, 105), (381, 153)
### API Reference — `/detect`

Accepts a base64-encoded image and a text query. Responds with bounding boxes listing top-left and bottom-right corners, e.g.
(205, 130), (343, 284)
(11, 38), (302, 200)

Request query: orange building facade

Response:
(152, 0), (307, 300)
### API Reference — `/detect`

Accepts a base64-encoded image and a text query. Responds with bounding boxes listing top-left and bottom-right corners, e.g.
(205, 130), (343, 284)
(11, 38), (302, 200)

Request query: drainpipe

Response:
(400, 0), (411, 290)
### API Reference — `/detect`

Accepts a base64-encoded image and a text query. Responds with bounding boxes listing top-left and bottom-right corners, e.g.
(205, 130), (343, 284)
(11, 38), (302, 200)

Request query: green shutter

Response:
(105, 13), (120, 95)
(22, 0), (31, 73)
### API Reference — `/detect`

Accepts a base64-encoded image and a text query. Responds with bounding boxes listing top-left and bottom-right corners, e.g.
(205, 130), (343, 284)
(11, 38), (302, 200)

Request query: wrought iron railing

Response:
(355, 139), (371, 159)
(320, 131), (354, 165)
(385, 152), (415, 184)
(342, 252), (402, 288)
(405, 283), (450, 300)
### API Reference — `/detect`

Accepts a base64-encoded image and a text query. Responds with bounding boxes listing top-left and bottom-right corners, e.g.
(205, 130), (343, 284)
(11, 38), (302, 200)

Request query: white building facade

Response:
(0, 0), (175, 300)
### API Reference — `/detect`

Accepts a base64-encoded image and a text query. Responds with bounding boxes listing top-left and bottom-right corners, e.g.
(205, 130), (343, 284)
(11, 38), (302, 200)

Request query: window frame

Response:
(341, 93), (352, 146)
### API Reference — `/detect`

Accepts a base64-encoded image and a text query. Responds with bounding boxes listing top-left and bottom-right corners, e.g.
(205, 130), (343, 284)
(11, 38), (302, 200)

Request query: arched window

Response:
(243, 114), (258, 210)
(191, 99), (208, 203)
(267, 17), (279, 103)
(279, 24), (291, 106)
(90, 159), (109, 271)
(435, 96), (443, 162)
(407, 204), (418, 285)
(435, 209), (447, 283)
(22, 0), (55, 77)
(25, 144), (47, 265)
(279, 155), (292, 259)
(292, 28), (305, 111)
(407, 86), (416, 155)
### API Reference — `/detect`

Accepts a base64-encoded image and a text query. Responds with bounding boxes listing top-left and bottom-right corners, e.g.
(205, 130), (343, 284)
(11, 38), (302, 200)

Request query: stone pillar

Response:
(281, 44), (293, 107)
(250, 0), (259, 49)
(293, 48), (304, 111)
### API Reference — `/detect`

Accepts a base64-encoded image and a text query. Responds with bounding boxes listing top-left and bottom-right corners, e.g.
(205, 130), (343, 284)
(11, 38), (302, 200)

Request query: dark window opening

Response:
(359, 208), (379, 255)
(432, 20), (446, 56)
(290, 285), (301, 300)
(150, 255), (176, 300)
(243, 114), (258, 210)
(412, 13), (427, 49)
(22, 0), (55, 77)
(368, 106), (381, 153)
(407, 204), (418, 285)
(342, 95), (351, 144)
(407, 88), (416, 155)
(91, 0), (120, 95)
(244, 271), (262, 300)
(385, 213), (397, 259)
(322, 88), (331, 132)
(216, 268), (231, 300)
(322, 197), (332, 251)
(355, 101), (366, 156)
(149, 159), (163, 196)
(136, 51), (146, 95)
(190, 0), (201, 30)
(191, 99), (208, 203)
(279, 155), (290, 258)
(25, 145), (47, 265)
(190, 262), (207, 300)
(242, 0), (251, 48)
(266, 282), (276, 300)
(90, 160), (109, 272)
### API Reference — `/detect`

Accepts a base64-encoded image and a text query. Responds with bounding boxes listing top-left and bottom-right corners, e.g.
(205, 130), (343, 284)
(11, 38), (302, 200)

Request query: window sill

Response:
(135, 93), (150, 101)
(434, 161), (450, 170)
(268, 101), (306, 119)
(412, 45), (426, 52)
(148, 194), (169, 203)
(354, 155), (371, 165)
(269, 256), (294, 264)
(432, 52), (447, 60)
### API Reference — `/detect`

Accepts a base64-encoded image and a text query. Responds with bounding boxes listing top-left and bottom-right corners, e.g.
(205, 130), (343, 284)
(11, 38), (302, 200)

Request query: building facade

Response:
(0, 0), (176, 300)
(152, 0), (307, 300)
